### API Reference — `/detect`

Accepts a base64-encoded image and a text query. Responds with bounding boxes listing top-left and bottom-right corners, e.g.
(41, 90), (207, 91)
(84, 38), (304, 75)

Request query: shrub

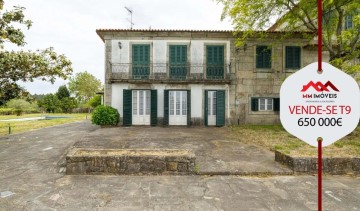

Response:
(6, 99), (32, 116)
(0, 108), (14, 115)
(91, 105), (119, 126)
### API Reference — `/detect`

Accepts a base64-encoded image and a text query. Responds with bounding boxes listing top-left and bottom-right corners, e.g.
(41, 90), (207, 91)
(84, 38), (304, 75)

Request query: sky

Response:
(3, 0), (233, 94)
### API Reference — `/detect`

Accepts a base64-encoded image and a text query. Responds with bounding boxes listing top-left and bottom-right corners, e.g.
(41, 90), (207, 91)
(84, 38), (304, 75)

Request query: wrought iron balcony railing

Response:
(109, 63), (231, 82)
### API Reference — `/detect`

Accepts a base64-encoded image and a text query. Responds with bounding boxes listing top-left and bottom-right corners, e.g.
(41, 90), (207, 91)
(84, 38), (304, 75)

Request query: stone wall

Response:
(66, 148), (196, 175)
(275, 151), (360, 175)
(233, 39), (331, 125)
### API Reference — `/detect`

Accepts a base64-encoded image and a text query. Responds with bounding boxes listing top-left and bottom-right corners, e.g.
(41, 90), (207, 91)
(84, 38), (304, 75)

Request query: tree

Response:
(56, 85), (70, 100)
(37, 94), (60, 113)
(88, 95), (102, 109)
(6, 99), (31, 116)
(68, 71), (102, 104)
(60, 97), (77, 113)
(0, 0), (73, 104)
(218, 0), (360, 73)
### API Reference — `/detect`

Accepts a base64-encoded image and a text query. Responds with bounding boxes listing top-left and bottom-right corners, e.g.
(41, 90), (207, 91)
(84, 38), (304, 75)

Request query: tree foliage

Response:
(59, 97), (77, 113)
(68, 71), (102, 104)
(218, 0), (360, 73)
(88, 95), (102, 109)
(0, 0), (73, 104)
(56, 85), (70, 100)
(37, 94), (60, 113)
(6, 98), (31, 116)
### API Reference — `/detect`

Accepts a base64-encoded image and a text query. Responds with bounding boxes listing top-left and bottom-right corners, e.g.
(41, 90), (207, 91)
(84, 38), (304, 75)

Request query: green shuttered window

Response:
(256, 46), (271, 69)
(251, 97), (280, 112)
(169, 45), (187, 79)
(123, 90), (132, 126)
(132, 44), (150, 79)
(206, 46), (224, 79)
(285, 46), (301, 69)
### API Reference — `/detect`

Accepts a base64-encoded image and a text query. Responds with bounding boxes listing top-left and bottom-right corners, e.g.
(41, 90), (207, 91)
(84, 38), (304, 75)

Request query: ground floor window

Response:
(259, 98), (273, 111)
(251, 97), (280, 112)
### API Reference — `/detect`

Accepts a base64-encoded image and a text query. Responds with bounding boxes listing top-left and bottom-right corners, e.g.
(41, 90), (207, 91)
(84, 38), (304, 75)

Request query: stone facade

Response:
(66, 148), (196, 175)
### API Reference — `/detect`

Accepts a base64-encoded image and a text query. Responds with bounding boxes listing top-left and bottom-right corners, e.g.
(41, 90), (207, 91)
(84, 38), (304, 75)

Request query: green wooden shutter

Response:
(251, 98), (259, 111)
(123, 90), (132, 126)
(204, 90), (208, 126)
(216, 90), (225, 127)
(285, 46), (301, 69)
(150, 90), (158, 126)
(169, 45), (187, 79)
(256, 46), (271, 68)
(187, 90), (191, 127)
(132, 44), (150, 79)
(273, 98), (280, 111)
(163, 90), (169, 126)
(206, 46), (224, 78)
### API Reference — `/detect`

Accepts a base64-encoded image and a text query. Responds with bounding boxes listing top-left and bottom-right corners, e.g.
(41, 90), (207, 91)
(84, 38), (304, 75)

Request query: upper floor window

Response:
(285, 46), (301, 69)
(169, 45), (187, 79)
(256, 46), (272, 69)
(132, 44), (150, 79)
(206, 45), (225, 79)
(345, 15), (353, 29)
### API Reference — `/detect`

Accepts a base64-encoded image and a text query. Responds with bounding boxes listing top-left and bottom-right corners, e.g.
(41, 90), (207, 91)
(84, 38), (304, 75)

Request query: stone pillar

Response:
(104, 39), (112, 106)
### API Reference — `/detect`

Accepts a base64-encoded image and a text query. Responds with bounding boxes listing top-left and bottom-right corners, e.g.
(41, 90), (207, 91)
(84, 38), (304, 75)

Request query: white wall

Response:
(111, 83), (228, 119)
(111, 39), (231, 73)
(111, 83), (129, 117)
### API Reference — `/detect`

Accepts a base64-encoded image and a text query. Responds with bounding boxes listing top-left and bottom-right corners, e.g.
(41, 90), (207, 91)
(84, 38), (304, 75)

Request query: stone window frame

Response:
(254, 45), (273, 73)
(283, 45), (303, 73)
(129, 41), (153, 77)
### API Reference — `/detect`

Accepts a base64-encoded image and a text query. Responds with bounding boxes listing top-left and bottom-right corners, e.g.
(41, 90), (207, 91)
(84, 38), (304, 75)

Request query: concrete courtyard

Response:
(0, 120), (359, 210)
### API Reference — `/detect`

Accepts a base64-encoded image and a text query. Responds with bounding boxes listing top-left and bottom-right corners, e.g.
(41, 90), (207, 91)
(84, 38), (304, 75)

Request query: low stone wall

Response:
(66, 148), (196, 175)
(275, 151), (360, 175)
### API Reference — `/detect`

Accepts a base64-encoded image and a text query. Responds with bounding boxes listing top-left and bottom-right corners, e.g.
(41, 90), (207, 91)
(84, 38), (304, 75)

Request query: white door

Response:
(169, 91), (187, 125)
(132, 90), (150, 125)
(208, 91), (217, 126)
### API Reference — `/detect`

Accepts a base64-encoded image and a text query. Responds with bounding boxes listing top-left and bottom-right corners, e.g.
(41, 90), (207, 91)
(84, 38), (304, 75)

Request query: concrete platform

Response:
(74, 126), (292, 175)
(1, 121), (360, 210)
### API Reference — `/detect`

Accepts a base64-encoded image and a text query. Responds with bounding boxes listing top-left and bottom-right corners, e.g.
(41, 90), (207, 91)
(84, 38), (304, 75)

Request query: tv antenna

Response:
(124, 6), (134, 29)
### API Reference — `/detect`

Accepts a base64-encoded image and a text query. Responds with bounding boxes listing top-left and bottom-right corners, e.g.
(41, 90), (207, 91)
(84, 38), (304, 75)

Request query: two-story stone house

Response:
(96, 29), (327, 126)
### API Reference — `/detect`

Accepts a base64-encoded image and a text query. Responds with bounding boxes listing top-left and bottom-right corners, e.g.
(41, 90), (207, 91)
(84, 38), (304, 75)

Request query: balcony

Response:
(109, 63), (231, 84)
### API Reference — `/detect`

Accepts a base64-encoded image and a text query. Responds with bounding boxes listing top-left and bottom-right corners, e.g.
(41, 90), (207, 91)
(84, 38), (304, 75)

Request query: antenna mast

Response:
(124, 7), (134, 29)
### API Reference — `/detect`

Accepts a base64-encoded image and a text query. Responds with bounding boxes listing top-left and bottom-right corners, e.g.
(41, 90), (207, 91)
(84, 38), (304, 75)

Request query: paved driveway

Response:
(1, 121), (360, 210)
(74, 126), (291, 175)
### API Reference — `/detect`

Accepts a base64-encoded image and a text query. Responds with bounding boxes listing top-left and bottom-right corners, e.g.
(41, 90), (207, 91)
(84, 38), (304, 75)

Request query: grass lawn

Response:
(229, 125), (360, 158)
(0, 113), (90, 136)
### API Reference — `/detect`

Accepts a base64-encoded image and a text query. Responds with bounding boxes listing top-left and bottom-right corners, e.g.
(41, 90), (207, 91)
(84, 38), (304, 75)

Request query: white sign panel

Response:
(280, 62), (360, 147)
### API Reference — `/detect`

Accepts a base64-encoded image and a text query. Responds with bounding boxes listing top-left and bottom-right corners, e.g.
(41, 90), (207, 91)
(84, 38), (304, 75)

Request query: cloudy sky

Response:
(3, 0), (233, 94)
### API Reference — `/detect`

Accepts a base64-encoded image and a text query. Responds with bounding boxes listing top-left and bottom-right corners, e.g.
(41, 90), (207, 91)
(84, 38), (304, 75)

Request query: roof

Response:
(96, 29), (314, 42)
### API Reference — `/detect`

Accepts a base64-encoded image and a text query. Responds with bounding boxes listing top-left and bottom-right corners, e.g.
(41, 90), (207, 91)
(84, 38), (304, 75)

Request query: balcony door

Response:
(206, 45), (224, 79)
(169, 91), (187, 125)
(169, 45), (187, 80)
(132, 44), (150, 79)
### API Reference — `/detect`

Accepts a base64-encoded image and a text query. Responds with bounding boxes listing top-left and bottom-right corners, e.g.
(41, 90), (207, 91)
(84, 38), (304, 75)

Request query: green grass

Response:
(229, 125), (360, 158)
(0, 113), (90, 136)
